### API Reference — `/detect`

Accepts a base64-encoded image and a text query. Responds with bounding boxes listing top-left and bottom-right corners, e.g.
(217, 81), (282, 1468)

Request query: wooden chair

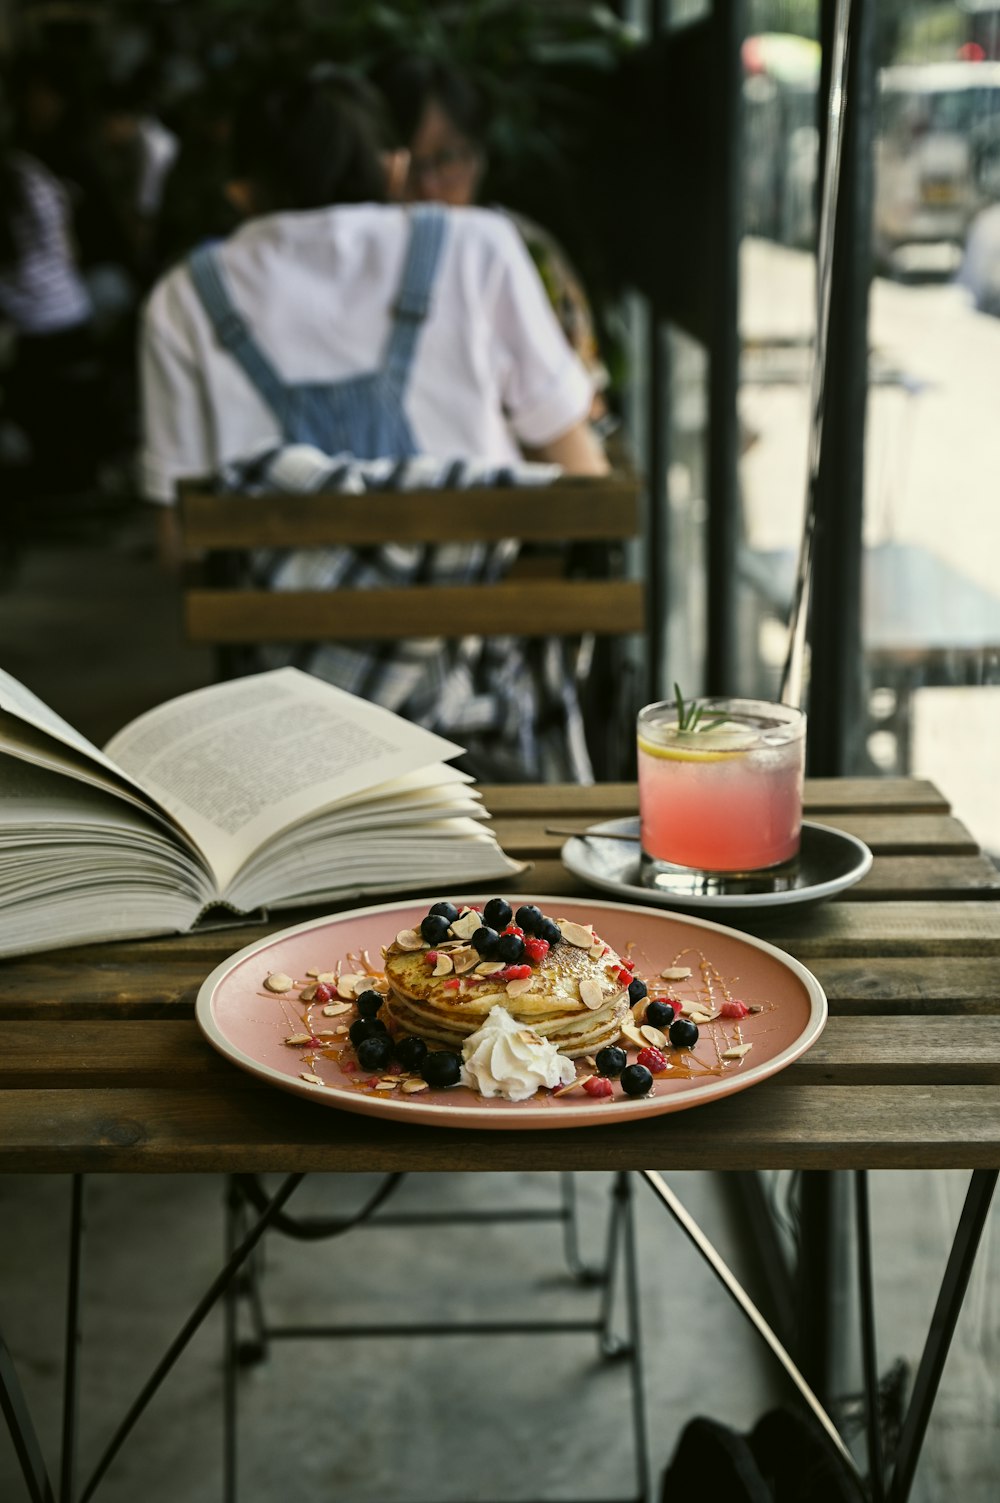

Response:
(178, 472), (645, 777)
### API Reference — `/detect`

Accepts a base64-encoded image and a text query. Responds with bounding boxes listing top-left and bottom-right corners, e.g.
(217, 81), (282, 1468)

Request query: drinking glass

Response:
(637, 697), (806, 877)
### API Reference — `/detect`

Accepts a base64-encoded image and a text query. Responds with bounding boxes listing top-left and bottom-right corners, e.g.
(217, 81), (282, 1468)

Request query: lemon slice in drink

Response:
(638, 721), (761, 762)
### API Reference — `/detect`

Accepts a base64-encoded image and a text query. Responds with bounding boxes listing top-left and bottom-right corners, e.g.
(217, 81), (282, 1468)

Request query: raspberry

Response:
(720, 1000), (750, 1019)
(443, 978), (462, 990)
(523, 936), (550, 966)
(424, 950), (439, 965)
(637, 1046), (669, 1074)
(583, 1075), (613, 1098)
(497, 963), (531, 981)
(503, 925), (525, 939)
(615, 966), (633, 986)
(312, 983), (333, 1003)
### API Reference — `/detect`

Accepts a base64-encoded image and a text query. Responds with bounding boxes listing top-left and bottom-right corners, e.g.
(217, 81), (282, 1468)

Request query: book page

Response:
(0, 667), (132, 782)
(103, 668), (465, 892)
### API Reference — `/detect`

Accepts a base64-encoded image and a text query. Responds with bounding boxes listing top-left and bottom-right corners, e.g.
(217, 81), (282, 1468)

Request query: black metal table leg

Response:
(1, 1324), (56, 1503)
(60, 1175), (85, 1503)
(77, 1172), (306, 1503)
(886, 1169), (999, 1503)
(854, 1171), (885, 1503)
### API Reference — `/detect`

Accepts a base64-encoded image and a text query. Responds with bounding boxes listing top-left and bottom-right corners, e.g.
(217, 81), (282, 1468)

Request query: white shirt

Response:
(139, 203), (593, 503)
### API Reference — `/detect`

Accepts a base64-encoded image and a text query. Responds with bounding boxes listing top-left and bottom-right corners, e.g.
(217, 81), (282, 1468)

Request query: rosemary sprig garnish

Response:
(673, 684), (728, 734)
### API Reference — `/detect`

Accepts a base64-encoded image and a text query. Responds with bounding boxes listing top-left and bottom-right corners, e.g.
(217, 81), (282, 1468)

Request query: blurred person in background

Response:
(373, 54), (610, 424)
(139, 67), (606, 779)
(0, 96), (103, 496)
(140, 66), (606, 515)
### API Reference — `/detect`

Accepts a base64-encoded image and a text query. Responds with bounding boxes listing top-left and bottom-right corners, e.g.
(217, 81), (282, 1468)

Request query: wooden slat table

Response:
(2, 777), (999, 1503)
(3, 777), (997, 1173)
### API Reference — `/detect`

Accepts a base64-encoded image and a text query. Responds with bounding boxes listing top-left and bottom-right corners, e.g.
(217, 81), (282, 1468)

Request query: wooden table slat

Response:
(2, 1080), (998, 1172)
(5, 1016), (1000, 1090)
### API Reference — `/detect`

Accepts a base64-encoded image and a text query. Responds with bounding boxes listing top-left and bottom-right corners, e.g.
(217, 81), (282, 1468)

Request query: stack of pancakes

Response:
(382, 917), (630, 1058)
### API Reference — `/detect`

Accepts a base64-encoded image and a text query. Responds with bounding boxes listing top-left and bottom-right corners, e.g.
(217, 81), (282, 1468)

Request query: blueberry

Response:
(537, 919), (562, 946)
(350, 1016), (387, 1047)
(355, 989), (384, 1019)
(394, 1035), (428, 1071)
(496, 932), (525, 964)
(472, 925), (500, 957)
(645, 999), (676, 1030)
(483, 898), (513, 931)
(356, 1034), (393, 1072)
(620, 1063), (654, 1097)
(595, 1045), (627, 1078)
(515, 904), (544, 934)
(628, 978), (648, 1005)
(428, 901), (460, 923)
(421, 1051), (463, 1089)
(420, 913), (452, 945)
(669, 1017), (699, 1049)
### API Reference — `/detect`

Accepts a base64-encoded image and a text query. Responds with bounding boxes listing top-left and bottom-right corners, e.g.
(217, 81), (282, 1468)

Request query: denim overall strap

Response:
(382, 205), (448, 397)
(187, 245), (291, 425)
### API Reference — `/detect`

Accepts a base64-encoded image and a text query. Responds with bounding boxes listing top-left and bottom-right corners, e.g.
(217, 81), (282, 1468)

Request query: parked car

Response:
(874, 62), (1000, 266)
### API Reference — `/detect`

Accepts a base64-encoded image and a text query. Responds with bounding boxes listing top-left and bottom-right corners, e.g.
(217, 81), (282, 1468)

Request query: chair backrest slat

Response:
(178, 478), (641, 550)
(185, 579), (645, 645)
(179, 473), (645, 658)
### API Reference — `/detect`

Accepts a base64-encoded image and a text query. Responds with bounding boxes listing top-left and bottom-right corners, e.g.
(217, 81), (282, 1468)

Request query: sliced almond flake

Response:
(560, 919), (595, 948)
(554, 1073), (592, 1097)
(578, 978), (605, 1010)
(377, 1077), (401, 1087)
(314, 1029), (336, 1038)
(588, 943), (605, 960)
(660, 966), (692, 980)
(402, 1079), (429, 1093)
(322, 1001), (352, 1017)
(300, 1072), (325, 1086)
(620, 1018), (646, 1048)
(395, 928), (425, 951)
(334, 1025), (349, 1035)
(336, 973), (366, 999)
(315, 972), (337, 984)
(450, 910), (482, 941)
(298, 984), (318, 1002)
(475, 960), (505, 976)
(506, 977), (534, 998)
(264, 972), (294, 993)
(748, 1004), (765, 1014)
(285, 1033), (311, 1046)
(723, 1043), (753, 1060)
(373, 1081), (397, 1090)
(640, 1024), (668, 1049)
(306, 969), (320, 978)
(451, 945), (480, 975)
(432, 953), (454, 977)
(688, 1011), (713, 1025)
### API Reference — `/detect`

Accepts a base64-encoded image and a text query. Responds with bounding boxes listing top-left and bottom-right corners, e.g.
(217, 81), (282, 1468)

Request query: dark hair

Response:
(371, 56), (488, 151)
(230, 68), (394, 213)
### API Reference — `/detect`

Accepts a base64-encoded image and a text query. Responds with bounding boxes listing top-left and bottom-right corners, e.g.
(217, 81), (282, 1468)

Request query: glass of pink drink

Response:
(637, 698), (806, 875)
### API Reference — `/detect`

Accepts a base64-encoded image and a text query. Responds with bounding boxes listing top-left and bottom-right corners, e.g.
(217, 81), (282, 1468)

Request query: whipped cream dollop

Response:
(461, 1005), (576, 1102)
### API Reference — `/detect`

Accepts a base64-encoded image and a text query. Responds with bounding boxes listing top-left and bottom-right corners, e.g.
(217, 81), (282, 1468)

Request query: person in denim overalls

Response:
(186, 201), (448, 460)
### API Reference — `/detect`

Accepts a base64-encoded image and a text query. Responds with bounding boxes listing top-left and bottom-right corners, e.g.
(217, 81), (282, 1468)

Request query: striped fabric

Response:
(0, 154), (92, 335)
(215, 444), (594, 784)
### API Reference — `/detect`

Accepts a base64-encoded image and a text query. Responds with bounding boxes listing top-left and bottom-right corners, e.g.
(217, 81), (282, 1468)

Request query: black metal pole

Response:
(807, 0), (877, 773)
(705, 0), (744, 695)
(645, 0), (669, 703)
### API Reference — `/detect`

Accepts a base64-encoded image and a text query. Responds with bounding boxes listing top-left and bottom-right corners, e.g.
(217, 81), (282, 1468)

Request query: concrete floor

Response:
(1, 510), (999, 1501)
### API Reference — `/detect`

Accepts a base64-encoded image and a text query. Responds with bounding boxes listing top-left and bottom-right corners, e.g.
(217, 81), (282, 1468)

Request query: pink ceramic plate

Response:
(196, 895), (826, 1130)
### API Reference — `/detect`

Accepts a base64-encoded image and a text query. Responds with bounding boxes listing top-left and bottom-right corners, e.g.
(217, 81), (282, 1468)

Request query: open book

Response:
(0, 666), (524, 958)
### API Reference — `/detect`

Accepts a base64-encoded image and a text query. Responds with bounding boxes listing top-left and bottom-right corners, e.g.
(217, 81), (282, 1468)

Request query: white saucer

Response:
(561, 819), (873, 912)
